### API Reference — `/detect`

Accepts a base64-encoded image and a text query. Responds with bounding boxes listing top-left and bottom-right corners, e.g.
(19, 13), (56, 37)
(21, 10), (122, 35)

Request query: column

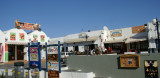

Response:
(15, 45), (17, 60)
(5, 43), (8, 62)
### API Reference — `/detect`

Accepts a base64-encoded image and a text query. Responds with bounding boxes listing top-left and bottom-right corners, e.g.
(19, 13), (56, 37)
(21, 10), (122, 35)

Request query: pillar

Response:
(15, 45), (17, 60)
(5, 43), (8, 62)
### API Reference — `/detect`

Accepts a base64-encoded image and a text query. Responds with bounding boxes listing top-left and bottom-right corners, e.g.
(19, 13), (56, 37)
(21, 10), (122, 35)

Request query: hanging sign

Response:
(144, 60), (158, 78)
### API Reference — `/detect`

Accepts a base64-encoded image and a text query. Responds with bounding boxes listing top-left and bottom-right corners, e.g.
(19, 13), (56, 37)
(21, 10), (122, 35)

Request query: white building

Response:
(147, 19), (160, 53)
(50, 30), (102, 53)
(0, 30), (5, 62)
(2, 28), (49, 62)
(50, 25), (148, 54)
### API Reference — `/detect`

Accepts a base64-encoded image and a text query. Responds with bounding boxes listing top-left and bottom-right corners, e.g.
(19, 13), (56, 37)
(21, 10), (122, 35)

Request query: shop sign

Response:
(120, 54), (140, 68)
(40, 35), (45, 42)
(19, 33), (25, 41)
(47, 46), (58, 54)
(15, 19), (40, 30)
(10, 32), (16, 40)
(110, 30), (122, 37)
(132, 25), (146, 34)
(33, 34), (38, 42)
(0, 44), (4, 62)
(144, 60), (158, 78)
(48, 71), (59, 78)
(30, 47), (38, 61)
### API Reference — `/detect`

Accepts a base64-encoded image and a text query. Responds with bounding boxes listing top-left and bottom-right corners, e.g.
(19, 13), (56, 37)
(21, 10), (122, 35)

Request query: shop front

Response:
(4, 28), (29, 61)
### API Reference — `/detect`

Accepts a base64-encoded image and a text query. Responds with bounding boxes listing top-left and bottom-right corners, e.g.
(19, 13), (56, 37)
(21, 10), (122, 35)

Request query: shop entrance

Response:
(17, 45), (24, 60)
(8, 45), (15, 60)
(8, 45), (24, 61)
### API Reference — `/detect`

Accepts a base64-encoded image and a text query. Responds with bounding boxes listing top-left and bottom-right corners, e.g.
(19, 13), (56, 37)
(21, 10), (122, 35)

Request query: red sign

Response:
(15, 19), (40, 30)
(48, 71), (59, 78)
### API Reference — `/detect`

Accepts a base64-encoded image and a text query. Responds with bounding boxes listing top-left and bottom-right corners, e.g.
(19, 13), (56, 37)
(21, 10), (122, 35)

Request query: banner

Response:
(40, 35), (45, 42)
(132, 25), (146, 34)
(110, 30), (122, 37)
(15, 19), (40, 30)
(10, 32), (16, 40)
(19, 33), (25, 41)
(144, 60), (158, 78)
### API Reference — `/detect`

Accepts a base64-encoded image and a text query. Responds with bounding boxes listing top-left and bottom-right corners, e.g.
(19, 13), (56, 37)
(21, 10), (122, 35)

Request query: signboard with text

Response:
(30, 47), (39, 68)
(144, 60), (158, 78)
(15, 19), (40, 30)
(47, 46), (59, 78)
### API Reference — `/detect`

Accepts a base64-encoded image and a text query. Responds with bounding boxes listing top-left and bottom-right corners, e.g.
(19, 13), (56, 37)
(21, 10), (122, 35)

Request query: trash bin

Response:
(12, 62), (24, 78)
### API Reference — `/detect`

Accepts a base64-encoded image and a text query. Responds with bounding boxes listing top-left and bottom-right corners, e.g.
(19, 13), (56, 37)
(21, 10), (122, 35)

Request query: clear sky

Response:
(0, 0), (160, 38)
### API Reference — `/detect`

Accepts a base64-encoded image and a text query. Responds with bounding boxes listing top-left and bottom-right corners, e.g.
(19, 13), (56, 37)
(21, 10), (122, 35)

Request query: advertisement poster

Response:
(30, 47), (38, 61)
(15, 19), (40, 30)
(40, 35), (45, 42)
(47, 46), (59, 78)
(0, 44), (4, 62)
(47, 46), (58, 54)
(47, 54), (58, 61)
(110, 30), (122, 37)
(19, 33), (25, 41)
(144, 60), (158, 78)
(132, 25), (146, 34)
(10, 32), (16, 40)
(48, 61), (59, 71)
(48, 71), (59, 78)
(30, 61), (39, 68)
(33, 34), (38, 42)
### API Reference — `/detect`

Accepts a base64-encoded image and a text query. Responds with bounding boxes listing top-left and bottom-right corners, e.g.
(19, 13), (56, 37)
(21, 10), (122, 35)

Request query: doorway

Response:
(17, 45), (24, 60)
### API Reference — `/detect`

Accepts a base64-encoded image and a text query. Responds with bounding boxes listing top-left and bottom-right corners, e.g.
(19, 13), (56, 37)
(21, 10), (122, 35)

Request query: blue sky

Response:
(0, 0), (160, 38)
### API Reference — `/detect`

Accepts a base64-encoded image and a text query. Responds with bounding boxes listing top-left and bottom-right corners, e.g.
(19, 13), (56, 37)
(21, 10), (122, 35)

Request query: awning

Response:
(125, 38), (147, 43)
(104, 39), (125, 43)
(65, 36), (98, 43)
(6, 41), (28, 45)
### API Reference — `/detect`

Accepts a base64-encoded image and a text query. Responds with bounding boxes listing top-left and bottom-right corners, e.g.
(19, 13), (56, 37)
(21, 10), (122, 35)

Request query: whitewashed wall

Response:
(0, 30), (5, 62)
(4, 28), (29, 43)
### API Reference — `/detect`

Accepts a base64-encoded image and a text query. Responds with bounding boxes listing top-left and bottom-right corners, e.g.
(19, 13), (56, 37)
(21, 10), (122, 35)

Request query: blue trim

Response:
(28, 43), (30, 70)
(58, 41), (61, 73)
(45, 42), (48, 72)
(38, 42), (41, 71)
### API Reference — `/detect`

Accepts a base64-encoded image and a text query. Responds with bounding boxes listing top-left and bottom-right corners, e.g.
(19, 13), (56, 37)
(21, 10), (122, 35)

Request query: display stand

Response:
(28, 42), (42, 78)
(45, 41), (61, 78)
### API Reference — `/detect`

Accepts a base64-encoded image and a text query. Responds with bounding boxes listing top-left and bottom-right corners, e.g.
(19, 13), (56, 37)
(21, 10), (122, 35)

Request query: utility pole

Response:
(156, 18), (160, 53)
